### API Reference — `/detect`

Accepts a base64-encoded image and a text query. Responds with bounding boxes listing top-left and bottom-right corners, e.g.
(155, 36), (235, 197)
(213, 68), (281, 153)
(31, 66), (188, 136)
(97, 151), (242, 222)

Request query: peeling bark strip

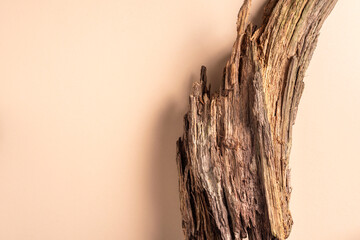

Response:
(176, 0), (337, 239)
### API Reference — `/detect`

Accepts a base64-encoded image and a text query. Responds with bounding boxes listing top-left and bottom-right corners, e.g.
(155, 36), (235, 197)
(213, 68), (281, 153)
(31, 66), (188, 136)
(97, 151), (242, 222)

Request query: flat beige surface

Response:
(0, 0), (359, 239)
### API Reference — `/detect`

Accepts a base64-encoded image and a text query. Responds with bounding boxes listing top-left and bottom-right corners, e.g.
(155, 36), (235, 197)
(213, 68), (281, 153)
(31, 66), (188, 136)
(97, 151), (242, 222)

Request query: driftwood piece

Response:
(176, 0), (337, 239)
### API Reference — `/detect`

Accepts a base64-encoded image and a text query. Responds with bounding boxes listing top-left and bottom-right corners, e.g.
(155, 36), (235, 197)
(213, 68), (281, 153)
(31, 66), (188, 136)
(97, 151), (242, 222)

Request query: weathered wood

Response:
(176, 0), (338, 239)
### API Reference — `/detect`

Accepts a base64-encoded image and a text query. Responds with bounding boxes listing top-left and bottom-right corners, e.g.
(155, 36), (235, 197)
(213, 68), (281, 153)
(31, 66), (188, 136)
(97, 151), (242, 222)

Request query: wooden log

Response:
(176, 0), (338, 239)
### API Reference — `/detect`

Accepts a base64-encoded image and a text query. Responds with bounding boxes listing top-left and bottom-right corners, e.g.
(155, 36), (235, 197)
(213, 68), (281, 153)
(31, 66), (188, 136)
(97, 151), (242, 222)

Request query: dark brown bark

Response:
(176, 0), (338, 239)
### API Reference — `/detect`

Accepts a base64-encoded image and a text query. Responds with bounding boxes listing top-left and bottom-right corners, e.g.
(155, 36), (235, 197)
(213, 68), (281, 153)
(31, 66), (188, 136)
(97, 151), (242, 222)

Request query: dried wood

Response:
(176, 0), (338, 239)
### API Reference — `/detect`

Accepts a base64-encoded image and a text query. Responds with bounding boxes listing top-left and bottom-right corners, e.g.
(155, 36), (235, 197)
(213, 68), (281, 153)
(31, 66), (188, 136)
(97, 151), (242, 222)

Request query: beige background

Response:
(0, 0), (359, 239)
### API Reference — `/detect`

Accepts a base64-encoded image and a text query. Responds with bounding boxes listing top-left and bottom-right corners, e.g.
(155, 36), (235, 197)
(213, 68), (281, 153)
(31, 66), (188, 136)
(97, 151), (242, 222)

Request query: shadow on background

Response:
(150, 53), (230, 240)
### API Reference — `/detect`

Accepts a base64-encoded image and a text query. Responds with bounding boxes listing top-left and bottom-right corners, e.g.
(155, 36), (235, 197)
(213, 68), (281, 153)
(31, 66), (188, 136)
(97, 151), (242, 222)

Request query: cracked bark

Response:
(176, 0), (338, 239)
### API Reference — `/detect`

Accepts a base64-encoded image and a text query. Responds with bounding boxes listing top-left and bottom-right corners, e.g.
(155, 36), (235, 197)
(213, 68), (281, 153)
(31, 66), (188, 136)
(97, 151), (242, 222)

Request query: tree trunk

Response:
(176, 0), (337, 239)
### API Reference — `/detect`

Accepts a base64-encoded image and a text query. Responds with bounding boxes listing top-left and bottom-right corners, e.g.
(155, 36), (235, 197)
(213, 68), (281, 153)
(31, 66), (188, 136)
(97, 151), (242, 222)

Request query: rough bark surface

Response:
(176, 0), (337, 239)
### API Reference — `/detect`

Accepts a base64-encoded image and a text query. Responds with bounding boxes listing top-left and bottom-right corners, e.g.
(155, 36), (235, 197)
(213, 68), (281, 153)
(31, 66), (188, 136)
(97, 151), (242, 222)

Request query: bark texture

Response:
(176, 0), (337, 239)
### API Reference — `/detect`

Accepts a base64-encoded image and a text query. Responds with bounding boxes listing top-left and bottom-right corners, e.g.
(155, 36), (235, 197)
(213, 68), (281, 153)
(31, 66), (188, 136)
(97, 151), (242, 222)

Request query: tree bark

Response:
(176, 0), (338, 239)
